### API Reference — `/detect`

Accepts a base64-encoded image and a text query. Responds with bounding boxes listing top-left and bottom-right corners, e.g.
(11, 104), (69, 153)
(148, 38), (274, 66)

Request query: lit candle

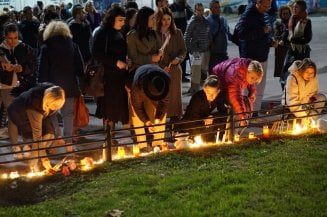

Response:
(161, 143), (169, 152)
(118, 147), (125, 159)
(132, 145), (140, 157)
(9, 171), (19, 179)
(292, 119), (297, 131)
(248, 132), (255, 139)
(222, 133), (226, 143)
(263, 125), (269, 137)
(234, 134), (240, 142)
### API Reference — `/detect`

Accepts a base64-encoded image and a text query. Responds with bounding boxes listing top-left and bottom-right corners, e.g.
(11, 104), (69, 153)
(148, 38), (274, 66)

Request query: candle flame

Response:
(188, 135), (203, 148)
(9, 171), (20, 179)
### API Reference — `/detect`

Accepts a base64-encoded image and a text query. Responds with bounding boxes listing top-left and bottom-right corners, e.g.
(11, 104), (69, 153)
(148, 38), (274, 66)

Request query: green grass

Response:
(0, 134), (326, 217)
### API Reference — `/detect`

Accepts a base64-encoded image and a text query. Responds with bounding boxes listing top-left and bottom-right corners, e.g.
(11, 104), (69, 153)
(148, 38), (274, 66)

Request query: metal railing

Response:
(0, 100), (326, 168)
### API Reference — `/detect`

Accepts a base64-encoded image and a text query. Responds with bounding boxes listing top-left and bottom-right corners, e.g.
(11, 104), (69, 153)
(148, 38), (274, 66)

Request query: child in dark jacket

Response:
(178, 75), (226, 142)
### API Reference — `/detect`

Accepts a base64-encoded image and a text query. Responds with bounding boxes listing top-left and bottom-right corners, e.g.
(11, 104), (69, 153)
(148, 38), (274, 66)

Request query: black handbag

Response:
(84, 30), (108, 97)
(84, 58), (105, 97)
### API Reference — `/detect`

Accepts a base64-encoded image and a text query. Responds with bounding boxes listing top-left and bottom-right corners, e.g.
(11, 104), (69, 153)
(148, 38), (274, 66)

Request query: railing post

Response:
(225, 104), (233, 142)
(230, 108), (234, 142)
(104, 126), (112, 162)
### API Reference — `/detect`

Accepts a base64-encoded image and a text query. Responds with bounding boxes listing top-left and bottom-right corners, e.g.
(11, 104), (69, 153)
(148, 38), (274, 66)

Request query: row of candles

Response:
(234, 125), (270, 142)
(115, 143), (170, 159)
(4, 120), (319, 180)
(1, 126), (271, 180)
(6, 120), (315, 180)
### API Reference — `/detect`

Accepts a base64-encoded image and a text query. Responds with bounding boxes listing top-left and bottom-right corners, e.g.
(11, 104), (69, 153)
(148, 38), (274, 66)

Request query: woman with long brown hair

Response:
(156, 7), (186, 121)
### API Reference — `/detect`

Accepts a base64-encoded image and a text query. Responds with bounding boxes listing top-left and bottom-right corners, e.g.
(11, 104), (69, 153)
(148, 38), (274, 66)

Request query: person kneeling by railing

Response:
(212, 58), (264, 126)
(176, 75), (226, 142)
(282, 58), (326, 123)
(7, 82), (65, 171)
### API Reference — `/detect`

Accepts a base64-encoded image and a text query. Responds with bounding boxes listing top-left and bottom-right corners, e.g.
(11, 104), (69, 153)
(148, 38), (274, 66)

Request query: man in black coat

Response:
(236, 0), (277, 114)
(18, 6), (40, 49)
(0, 23), (36, 142)
(68, 4), (92, 63)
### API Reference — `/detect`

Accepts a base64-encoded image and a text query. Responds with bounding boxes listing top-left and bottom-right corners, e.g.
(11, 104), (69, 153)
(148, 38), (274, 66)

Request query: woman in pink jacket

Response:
(212, 58), (263, 126)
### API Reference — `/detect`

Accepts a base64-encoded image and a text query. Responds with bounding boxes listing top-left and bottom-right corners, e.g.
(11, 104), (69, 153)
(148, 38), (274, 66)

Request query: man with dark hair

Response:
(68, 4), (92, 63)
(125, 1), (138, 10)
(156, 0), (169, 11)
(184, 3), (210, 94)
(18, 6), (40, 49)
(207, 0), (232, 74)
(0, 23), (36, 141)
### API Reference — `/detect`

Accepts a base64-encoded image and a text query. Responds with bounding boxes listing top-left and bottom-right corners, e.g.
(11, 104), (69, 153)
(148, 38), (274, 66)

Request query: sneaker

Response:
(0, 128), (9, 139)
(23, 145), (31, 158)
(12, 146), (23, 159)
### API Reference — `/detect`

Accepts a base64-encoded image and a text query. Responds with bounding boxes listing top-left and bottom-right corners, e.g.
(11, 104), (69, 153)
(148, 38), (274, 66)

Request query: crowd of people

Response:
(0, 0), (325, 171)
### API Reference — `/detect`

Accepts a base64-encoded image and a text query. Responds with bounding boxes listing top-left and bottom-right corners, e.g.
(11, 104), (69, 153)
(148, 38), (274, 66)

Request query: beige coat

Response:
(283, 63), (319, 117)
(158, 29), (186, 117)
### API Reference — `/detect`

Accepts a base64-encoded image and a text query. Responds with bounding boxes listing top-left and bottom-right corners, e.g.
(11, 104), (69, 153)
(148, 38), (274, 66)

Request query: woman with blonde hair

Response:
(212, 58), (263, 126)
(38, 20), (84, 151)
(8, 83), (65, 171)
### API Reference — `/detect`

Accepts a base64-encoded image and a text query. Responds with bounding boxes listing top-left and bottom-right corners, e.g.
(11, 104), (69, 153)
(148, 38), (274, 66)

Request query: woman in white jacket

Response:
(282, 58), (326, 119)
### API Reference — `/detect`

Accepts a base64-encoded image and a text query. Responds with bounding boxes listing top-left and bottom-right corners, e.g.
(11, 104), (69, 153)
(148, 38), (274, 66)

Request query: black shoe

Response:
(182, 77), (190, 82)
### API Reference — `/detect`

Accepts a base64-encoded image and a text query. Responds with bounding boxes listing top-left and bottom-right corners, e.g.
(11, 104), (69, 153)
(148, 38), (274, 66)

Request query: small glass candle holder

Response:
(117, 147), (125, 159)
(234, 134), (240, 142)
(263, 125), (269, 137)
(248, 132), (255, 139)
(161, 143), (169, 152)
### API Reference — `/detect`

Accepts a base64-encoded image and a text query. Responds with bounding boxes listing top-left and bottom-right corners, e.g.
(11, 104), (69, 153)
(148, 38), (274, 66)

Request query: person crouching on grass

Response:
(212, 58), (264, 127)
(7, 82), (65, 172)
(282, 58), (326, 123)
(177, 75), (226, 142)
